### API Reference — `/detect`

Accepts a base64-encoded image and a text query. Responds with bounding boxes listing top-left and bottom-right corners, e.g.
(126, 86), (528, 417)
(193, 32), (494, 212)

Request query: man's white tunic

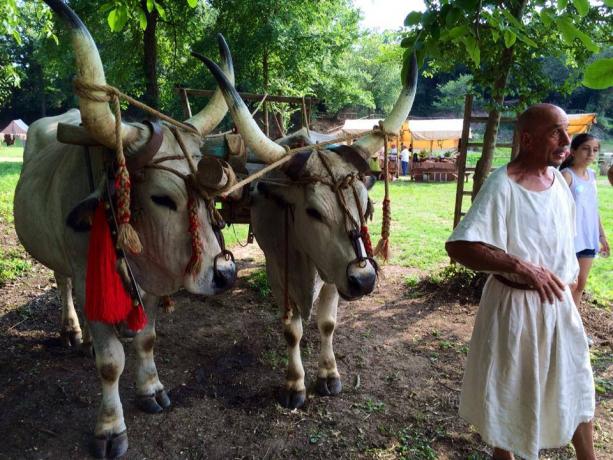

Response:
(448, 166), (594, 459)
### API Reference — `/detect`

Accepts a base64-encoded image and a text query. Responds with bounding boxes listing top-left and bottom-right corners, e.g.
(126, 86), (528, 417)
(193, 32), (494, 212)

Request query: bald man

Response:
(446, 104), (596, 460)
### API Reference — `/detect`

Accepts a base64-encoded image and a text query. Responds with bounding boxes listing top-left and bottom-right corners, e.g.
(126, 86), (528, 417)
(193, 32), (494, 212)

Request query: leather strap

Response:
(493, 274), (535, 290)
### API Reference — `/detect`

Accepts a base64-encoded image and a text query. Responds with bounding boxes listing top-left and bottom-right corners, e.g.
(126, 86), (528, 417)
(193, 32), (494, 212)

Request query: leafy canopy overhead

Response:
(401, 0), (613, 105)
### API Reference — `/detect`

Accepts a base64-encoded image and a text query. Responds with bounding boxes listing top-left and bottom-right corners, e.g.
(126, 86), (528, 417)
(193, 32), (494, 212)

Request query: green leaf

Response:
(187, 0), (198, 7)
(582, 58), (613, 89)
(99, 2), (115, 14)
(154, 2), (166, 19)
(572, 0), (589, 16)
(445, 7), (462, 27)
(447, 25), (468, 40)
(557, 0), (568, 9)
(503, 29), (516, 48)
(137, 9), (147, 30)
(514, 31), (537, 48)
(400, 36), (415, 48)
(146, 0), (154, 13)
(540, 9), (554, 27)
(573, 28), (599, 53)
(107, 8), (118, 31)
(462, 35), (480, 67)
(491, 29), (499, 42)
(404, 11), (422, 27)
(555, 16), (576, 45)
(604, 0), (613, 6)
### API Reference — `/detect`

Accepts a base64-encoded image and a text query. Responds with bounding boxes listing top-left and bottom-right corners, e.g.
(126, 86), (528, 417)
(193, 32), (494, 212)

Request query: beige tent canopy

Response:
(567, 113), (596, 135)
(341, 118), (468, 152)
(0, 119), (28, 140)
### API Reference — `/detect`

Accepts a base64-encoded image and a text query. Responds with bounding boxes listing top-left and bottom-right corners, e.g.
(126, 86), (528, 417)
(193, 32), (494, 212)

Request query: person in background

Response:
(399, 144), (410, 176)
(559, 133), (609, 308)
(446, 104), (595, 460)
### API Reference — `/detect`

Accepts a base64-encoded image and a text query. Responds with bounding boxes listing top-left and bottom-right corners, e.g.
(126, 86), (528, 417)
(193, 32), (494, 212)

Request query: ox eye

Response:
(151, 195), (177, 211)
(306, 208), (323, 221)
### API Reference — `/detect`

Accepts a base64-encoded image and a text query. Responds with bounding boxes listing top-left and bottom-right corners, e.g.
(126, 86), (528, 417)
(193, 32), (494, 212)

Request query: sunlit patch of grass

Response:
(0, 162), (22, 224)
(0, 248), (31, 285)
(246, 268), (271, 298)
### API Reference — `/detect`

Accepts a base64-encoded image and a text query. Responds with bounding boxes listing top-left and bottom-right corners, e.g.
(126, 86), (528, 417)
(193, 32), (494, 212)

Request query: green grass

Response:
(0, 144), (25, 159)
(1, 147), (610, 303)
(0, 162), (22, 224)
(369, 176), (612, 304)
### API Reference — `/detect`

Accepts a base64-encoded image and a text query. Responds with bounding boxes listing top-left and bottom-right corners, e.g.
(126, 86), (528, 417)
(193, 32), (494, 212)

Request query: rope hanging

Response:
(374, 121), (393, 262)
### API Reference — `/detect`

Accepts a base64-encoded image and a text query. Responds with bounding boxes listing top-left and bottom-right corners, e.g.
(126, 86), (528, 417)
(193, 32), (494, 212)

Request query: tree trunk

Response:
(471, 0), (527, 200)
(142, 0), (159, 109)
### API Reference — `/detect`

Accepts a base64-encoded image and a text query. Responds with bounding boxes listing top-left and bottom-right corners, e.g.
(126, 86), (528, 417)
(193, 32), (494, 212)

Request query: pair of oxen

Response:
(14, 1), (417, 458)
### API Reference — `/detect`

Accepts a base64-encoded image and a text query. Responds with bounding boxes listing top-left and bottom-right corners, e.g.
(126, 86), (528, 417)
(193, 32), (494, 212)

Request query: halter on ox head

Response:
(51, 0), (236, 296)
(195, 52), (418, 300)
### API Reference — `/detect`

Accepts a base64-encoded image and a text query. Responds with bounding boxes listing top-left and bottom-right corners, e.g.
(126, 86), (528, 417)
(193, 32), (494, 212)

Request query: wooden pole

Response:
(179, 88), (192, 119)
(453, 94), (473, 229)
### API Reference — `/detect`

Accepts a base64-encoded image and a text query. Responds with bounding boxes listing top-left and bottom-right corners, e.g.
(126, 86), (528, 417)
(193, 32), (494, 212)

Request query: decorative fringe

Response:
(85, 203), (147, 331)
(374, 198), (391, 262)
(185, 193), (203, 275)
(114, 162), (142, 254)
(361, 225), (373, 258)
(161, 296), (175, 314)
(126, 302), (147, 332)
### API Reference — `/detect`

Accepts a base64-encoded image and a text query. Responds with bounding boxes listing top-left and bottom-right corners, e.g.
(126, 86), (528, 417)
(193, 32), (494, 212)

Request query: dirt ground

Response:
(0, 235), (612, 459)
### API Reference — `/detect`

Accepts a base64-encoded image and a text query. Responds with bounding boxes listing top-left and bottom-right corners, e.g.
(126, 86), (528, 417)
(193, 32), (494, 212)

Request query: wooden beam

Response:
(178, 88), (317, 104)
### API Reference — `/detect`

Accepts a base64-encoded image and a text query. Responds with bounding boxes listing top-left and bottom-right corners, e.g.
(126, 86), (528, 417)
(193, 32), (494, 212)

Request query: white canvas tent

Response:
(341, 118), (468, 151)
(0, 119), (28, 140)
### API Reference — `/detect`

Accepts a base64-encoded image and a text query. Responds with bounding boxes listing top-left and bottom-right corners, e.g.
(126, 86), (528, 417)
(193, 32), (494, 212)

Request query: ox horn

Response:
(44, 0), (142, 150)
(193, 55), (287, 164)
(353, 53), (418, 159)
(187, 35), (235, 136)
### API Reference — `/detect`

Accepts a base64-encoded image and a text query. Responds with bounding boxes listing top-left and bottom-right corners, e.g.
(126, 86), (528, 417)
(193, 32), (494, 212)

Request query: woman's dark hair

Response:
(559, 133), (599, 170)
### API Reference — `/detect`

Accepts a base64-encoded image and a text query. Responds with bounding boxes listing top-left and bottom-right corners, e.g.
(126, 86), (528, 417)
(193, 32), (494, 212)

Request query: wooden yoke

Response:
(57, 123), (100, 146)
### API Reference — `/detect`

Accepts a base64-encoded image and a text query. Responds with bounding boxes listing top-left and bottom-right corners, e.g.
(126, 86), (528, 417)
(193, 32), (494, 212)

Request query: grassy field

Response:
(0, 143), (26, 159)
(1, 146), (611, 304)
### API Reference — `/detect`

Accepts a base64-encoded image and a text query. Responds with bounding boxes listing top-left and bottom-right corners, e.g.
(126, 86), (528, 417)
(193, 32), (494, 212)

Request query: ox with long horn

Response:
(196, 51), (418, 409)
(14, 0), (238, 457)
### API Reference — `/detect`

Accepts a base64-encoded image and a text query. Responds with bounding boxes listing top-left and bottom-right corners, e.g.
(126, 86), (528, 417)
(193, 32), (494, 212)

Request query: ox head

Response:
(195, 51), (418, 300)
(46, 0), (237, 296)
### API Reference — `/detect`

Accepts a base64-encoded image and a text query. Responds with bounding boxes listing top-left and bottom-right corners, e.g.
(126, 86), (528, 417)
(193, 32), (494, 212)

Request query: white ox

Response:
(14, 1), (236, 457)
(197, 52), (417, 408)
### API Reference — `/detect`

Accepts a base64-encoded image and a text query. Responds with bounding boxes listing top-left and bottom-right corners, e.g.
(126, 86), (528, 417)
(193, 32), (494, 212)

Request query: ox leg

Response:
(55, 273), (83, 347)
(315, 283), (342, 397)
(89, 321), (129, 459)
(279, 302), (306, 409)
(133, 294), (170, 414)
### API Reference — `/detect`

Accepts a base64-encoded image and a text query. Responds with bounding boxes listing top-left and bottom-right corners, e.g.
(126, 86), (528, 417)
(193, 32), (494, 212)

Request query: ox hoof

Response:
(60, 330), (83, 348)
(315, 376), (342, 396)
(155, 389), (171, 409)
(278, 388), (306, 409)
(136, 389), (171, 414)
(91, 431), (128, 459)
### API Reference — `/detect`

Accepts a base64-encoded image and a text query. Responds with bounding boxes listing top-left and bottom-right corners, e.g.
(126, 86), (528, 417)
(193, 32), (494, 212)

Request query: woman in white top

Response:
(560, 133), (609, 307)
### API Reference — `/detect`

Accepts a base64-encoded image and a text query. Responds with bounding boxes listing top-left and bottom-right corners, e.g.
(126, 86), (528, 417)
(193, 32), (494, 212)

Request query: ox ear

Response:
(329, 145), (371, 175)
(66, 190), (101, 232)
(363, 175), (377, 190)
(282, 151), (312, 181)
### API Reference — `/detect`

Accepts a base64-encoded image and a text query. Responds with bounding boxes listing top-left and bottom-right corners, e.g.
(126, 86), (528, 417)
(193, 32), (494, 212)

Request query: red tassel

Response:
(127, 303), (147, 332)
(85, 202), (147, 331)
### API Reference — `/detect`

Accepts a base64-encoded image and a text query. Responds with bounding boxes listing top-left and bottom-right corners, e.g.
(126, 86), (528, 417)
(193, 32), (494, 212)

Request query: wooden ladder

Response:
(452, 95), (519, 228)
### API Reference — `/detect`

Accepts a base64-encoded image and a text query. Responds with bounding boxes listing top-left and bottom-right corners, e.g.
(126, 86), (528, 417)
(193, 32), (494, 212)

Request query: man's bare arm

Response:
(445, 241), (565, 303)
